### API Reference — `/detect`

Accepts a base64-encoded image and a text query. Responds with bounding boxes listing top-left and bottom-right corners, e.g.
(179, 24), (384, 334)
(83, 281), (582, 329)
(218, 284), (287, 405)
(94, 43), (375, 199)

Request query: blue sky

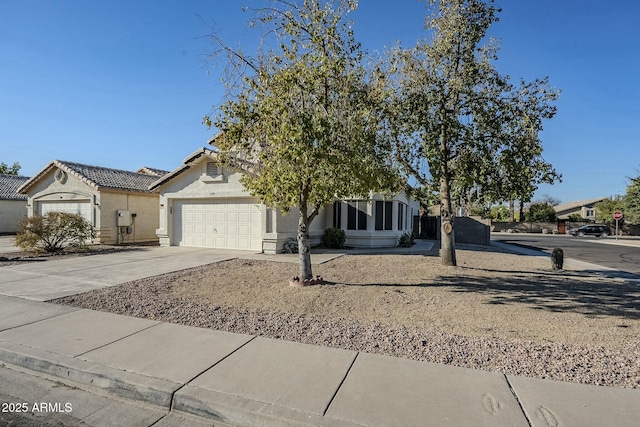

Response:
(1, 0), (638, 204)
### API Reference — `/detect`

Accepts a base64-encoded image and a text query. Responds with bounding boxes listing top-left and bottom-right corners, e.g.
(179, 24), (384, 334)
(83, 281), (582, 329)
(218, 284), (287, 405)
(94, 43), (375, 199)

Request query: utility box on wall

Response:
(117, 210), (132, 227)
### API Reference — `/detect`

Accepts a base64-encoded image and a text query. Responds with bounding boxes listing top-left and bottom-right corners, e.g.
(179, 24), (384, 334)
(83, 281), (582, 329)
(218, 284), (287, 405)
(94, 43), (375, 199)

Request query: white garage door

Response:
(173, 199), (262, 250)
(38, 201), (93, 223)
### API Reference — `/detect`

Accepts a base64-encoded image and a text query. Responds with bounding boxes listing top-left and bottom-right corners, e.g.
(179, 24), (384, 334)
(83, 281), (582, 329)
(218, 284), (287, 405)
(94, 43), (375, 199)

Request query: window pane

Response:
(357, 201), (367, 230)
(347, 202), (356, 230)
(398, 203), (404, 230)
(375, 201), (384, 230)
(333, 201), (342, 228)
(384, 201), (393, 230)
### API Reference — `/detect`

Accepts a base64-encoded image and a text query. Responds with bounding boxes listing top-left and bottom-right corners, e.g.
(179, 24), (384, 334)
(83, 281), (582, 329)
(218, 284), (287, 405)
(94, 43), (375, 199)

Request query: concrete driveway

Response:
(0, 244), (252, 301)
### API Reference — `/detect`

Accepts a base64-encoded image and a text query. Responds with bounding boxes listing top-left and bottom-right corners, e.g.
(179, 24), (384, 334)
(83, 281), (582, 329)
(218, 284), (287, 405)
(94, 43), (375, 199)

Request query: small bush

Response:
(397, 232), (415, 247)
(16, 212), (96, 253)
(281, 239), (298, 254)
(322, 227), (346, 249)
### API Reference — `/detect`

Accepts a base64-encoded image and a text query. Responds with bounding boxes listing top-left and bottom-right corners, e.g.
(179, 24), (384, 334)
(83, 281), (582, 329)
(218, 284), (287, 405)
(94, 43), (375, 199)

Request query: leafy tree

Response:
(383, 0), (559, 265)
(0, 162), (21, 175)
(489, 205), (510, 222)
(16, 212), (96, 253)
(623, 176), (640, 224)
(205, 0), (401, 281)
(595, 196), (624, 224)
(526, 202), (556, 222)
(567, 213), (584, 222)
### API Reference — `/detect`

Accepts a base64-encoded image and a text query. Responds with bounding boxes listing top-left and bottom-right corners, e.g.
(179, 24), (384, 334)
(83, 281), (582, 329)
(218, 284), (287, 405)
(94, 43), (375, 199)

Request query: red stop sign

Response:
(613, 211), (623, 220)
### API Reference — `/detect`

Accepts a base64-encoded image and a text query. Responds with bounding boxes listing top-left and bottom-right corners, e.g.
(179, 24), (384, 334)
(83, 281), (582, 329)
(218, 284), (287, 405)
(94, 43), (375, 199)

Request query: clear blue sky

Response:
(2, 0), (639, 204)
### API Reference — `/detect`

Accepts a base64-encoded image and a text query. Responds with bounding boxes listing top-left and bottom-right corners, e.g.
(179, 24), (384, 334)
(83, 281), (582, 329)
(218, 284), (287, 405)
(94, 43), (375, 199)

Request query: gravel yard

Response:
(51, 244), (640, 389)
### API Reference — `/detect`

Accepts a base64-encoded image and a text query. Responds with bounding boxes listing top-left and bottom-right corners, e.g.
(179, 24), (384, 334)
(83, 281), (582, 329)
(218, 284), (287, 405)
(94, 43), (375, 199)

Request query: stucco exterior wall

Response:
(156, 160), (260, 247)
(0, 200), (27, 233)
(262, 205), (328, 253)
(26, 170), (98, 228)
(100, 191), (159, 244)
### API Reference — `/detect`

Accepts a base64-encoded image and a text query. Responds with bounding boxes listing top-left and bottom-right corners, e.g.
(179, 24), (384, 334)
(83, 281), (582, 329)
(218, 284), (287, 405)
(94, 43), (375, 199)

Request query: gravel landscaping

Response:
(50, 244), (640, 389)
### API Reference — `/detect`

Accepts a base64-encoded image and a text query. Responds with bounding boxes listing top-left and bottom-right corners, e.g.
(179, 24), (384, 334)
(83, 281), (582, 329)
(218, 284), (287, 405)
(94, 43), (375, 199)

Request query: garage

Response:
(38, 200), (93, 223)
(172, 199), (262, 250)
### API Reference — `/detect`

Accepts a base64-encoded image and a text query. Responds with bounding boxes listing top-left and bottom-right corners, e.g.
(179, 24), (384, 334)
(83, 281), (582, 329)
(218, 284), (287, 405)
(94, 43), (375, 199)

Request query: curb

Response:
(172, 385), (361, 427)
(0, 341), (361, 427)
(0, 341), (179, 408)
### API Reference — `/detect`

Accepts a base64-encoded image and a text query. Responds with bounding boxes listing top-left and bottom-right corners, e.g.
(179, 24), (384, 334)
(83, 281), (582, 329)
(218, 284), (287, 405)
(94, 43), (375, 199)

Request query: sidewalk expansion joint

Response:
(322, 352), (359, 417)
(74, 321), (162, 358)
(168, 334), (258, 412)
(0, 310), (78, 334)
(504, 374), (533, 427)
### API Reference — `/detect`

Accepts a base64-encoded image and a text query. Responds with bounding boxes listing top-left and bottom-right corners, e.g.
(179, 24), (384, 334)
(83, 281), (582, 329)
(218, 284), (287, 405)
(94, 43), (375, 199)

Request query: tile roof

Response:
(149, 148), (218, 191)
(136, 167), (170, 177)
(554, 197), (605, 214)
(0, 174), (29, 200)
(19, 161), (160, 194)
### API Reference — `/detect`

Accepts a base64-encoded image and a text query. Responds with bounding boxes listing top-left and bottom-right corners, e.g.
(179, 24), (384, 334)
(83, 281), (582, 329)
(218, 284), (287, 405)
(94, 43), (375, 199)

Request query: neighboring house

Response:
(18, 161), (162, 244)
(0, 174), (29, 233)
(150, 147), (418, 254)
(554, 198), (605, 221)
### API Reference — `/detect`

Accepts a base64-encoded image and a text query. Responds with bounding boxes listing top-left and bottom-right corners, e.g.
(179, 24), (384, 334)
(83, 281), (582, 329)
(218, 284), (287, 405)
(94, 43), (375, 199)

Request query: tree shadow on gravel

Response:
(332, 268), (640, 320)
(430, 271), (640, 320)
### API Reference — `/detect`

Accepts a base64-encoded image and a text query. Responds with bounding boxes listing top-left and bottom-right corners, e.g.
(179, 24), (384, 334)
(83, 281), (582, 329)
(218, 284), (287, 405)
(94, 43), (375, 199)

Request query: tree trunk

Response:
(509, 199), (515, 222)
(439, 123), (456, 266)
(297, 203), (313, 281)
(440, 175), (457, 266)
(518, 200), (525, 222)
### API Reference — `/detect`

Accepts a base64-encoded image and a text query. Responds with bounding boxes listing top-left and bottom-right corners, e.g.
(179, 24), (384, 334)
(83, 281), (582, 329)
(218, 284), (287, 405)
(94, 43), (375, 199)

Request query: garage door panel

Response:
(173, 199), (261, 250)
(38, 201), (92, 224)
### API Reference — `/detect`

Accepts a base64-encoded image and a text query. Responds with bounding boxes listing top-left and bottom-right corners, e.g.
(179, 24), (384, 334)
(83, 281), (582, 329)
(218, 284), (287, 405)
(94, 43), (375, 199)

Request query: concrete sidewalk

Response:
(1, 295), (639, 427)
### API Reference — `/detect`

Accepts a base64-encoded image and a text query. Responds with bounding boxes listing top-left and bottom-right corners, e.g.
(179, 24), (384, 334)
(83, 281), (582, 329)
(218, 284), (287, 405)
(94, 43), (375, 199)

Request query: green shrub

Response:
(397, 232), (415, 247)
(281, 238), (298, 254)
(322, 227), (346, 249)
(16, 212), (96, 253)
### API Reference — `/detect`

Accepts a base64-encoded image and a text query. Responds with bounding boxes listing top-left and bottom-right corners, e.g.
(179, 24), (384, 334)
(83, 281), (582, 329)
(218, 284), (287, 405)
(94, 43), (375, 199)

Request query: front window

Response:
(375, 201), (393, 231)
(398, 202), (406, 230)
(347, 201), (367, 230)
(333, 201), (342, 228)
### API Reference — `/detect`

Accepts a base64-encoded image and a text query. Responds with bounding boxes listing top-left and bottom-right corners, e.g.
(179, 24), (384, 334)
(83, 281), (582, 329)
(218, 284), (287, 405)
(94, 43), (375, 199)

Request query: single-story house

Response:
(554, 198), (604, 221)
(150, 147), (419, 254)
(0, 174), (30, 233)
(18, 160), (163, 244)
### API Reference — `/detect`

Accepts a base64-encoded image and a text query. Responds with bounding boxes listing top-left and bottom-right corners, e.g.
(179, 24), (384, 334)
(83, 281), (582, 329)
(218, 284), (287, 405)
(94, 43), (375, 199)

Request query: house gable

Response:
(19, 161), (161, 244)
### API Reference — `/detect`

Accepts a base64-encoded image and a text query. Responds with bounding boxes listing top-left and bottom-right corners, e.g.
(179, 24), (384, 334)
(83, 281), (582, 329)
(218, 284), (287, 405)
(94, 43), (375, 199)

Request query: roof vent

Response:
(54, 169), (67, 184)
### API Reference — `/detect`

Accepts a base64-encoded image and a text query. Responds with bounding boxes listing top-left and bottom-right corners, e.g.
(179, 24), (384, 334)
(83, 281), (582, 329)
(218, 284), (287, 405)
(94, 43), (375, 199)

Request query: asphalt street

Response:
(491, 234), (640, 275)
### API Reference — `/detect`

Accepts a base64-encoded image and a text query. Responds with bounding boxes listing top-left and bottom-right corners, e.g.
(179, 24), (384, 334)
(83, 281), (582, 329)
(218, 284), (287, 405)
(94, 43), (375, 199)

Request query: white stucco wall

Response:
(156, 159), (261, 247)
(0, 200), (27, 233)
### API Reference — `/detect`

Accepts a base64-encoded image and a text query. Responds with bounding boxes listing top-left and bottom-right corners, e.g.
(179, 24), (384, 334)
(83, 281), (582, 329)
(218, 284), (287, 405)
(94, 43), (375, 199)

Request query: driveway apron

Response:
(0, 246), (250, 301)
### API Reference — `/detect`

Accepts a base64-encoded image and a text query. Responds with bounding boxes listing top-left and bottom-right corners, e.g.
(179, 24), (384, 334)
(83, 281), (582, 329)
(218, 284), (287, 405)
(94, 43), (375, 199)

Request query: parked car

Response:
(568, 224), (611, 237)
